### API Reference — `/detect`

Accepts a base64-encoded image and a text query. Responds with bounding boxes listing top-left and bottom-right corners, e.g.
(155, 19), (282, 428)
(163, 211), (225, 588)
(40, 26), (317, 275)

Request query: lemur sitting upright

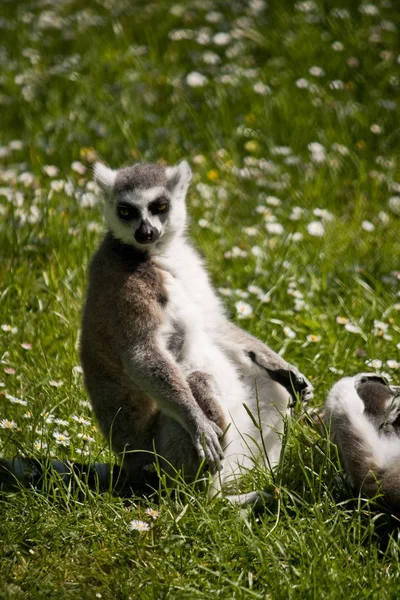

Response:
(80, 159), (314, 504)
(325, 373), (400, 509)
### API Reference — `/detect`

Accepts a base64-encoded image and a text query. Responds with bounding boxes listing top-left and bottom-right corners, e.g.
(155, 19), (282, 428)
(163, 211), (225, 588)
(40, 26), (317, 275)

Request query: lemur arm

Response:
(218, 321), (314, 403)
(186, 370), (227, 431)
(123, 340), (224, 470)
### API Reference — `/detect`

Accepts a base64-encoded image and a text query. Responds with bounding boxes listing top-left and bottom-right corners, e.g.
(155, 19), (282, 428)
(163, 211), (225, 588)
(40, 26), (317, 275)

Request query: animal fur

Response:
(80, 159), (314, 502)
(325, 373), (400, 508)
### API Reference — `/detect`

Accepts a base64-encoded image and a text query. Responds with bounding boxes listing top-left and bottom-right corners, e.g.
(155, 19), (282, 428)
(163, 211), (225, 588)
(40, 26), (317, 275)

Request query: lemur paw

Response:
(193, 419), (224, 473)
(247, 350), (314, 404)
(291, 368), (314, 403)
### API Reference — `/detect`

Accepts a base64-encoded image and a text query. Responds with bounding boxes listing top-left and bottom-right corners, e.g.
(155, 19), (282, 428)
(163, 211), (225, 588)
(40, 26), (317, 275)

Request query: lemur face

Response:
(113, 185), (170, 246)
(93, 161), (192, 250)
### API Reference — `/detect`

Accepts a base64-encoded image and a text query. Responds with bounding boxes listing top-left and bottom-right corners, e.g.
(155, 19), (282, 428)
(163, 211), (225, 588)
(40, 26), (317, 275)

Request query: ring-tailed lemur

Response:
(325, 373), (400, 508)
(80, 160), (314, 504)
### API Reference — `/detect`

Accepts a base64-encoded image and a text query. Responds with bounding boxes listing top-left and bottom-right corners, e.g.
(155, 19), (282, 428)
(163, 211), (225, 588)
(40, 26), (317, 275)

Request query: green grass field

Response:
(1, 0), (400, 597)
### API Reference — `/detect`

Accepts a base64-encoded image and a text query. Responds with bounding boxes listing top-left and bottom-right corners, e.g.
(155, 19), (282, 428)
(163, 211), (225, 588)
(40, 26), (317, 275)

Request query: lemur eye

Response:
(117, 204), (138, 221)
(149, 198), (169, 215)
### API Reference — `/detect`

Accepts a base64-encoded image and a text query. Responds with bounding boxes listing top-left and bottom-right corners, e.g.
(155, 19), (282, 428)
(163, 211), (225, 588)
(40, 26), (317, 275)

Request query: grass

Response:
(1, 0), (400, 597)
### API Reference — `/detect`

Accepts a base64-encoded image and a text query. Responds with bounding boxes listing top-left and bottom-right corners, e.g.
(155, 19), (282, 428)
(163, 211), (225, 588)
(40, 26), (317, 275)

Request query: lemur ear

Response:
(166, 160), (192, 193)
(93, 162), (117, 193)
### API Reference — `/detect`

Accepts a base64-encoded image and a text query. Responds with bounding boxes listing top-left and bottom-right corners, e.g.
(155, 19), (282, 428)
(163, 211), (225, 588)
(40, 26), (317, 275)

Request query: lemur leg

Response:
(88, 376), (215, 484)
(215, 322), (313, 473)
(219, 322), (314, 404)
(225, 490), (273, 506)
(132, 371), (227, 481)
(150, 412), (203, 479)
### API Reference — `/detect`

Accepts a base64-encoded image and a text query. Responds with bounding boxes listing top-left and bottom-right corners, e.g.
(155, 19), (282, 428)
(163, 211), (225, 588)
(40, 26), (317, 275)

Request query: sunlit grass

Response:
(1, 0), (400, 597)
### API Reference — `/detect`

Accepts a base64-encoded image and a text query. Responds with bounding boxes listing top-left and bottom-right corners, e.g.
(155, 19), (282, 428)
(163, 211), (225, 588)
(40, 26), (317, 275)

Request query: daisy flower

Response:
(54, 418), (69, 426)
(336, 316), (349, 325)
(144, 508), (159, 520)
(43, 165), (59, 177)
(77, 433), (95, 443)
(386, 360), (400, 369)
(129, 520), (150, 532)
(235, 301), (253, 319)
(186, 72), (208, 87)
(53, 431), (71, 445)
(248, 285), (263, 296)
(283, 326), (296, 339)
(307, 221), (325, 237)
(362, 220), (375, 232)
(306, 334), (321, 343)
(218, 288), (233, 297)
(72, 415), (91, 426)
(0, 419), (18, 430)
(345, 323), (362, 334)
(365, 359), (382, 369)
(5, 393), (27, 406)
(49, 380), (63, 388)
(33, 440), (48, 451)
(1, 324), (18, 334)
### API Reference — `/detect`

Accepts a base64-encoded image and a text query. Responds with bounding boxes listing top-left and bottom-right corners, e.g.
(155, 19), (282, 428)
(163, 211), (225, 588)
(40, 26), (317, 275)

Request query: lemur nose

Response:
(135, 220), (159, 244)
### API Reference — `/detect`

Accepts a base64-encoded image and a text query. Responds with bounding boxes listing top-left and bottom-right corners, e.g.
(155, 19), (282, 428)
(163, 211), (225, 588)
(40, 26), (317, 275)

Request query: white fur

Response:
(326, 375), (400, 472)
(166, 160), (192, 191)
(100, 163), (189, 251)
(95, 160), (293, 494)
(93, 163), (117, 192)
(103, 185), (173, 247)
(154, 233), (291, 490)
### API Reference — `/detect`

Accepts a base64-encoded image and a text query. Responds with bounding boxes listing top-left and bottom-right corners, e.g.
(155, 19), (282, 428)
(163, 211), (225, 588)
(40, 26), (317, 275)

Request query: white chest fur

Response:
(152, 237), (289, 483)
(153, 238), (225, 334)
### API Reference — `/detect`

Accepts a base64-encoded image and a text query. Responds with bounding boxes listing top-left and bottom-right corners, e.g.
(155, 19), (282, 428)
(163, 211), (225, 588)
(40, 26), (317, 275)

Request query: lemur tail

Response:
(0, 457), (158, 497)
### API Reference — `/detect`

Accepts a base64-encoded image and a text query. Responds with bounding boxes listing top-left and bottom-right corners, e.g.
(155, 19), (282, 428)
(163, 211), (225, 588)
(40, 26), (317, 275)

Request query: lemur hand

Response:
(193, 418), (224, 472)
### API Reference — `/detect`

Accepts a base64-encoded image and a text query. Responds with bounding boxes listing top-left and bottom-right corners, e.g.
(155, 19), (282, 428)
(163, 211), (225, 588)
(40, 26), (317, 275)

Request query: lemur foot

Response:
(225, 490), (272, 507)
(248, 351), (314, 405)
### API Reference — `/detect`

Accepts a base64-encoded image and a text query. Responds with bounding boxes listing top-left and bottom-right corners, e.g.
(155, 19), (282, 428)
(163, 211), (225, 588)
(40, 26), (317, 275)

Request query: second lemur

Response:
(80, 160), (314, 502)
(325, 373), (400, 509)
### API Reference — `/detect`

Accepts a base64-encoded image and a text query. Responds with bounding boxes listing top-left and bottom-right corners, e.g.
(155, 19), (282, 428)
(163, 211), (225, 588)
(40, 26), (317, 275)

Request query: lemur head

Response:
(93, 160), (192, 250)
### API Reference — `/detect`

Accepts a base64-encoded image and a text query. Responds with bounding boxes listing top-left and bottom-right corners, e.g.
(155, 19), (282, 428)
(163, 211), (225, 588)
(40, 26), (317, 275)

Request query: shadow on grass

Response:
(2, 410), (400, 555)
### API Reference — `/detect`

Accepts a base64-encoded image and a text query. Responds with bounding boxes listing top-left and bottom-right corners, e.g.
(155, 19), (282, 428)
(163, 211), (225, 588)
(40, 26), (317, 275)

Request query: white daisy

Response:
(5, 393), (27, 406)
(283, 326), (296, 339)
(235, 301), (253, 319)
(345, 323), (362, 334)
(307, 221), (325, 236)
(306, 334), (321, 343)
(77, 433), (95, 443)
(361, 221), (375, 232)
(53, 431), (71, 445)
(1, 324), (18, 334)
(129, 519), (150, 532)
(0, 419), (18, 430)
(72, 415), (91, 426)
(365, 359), (382, 369)
(144, 508), (159, 519)
(186, 72), (208, 87)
